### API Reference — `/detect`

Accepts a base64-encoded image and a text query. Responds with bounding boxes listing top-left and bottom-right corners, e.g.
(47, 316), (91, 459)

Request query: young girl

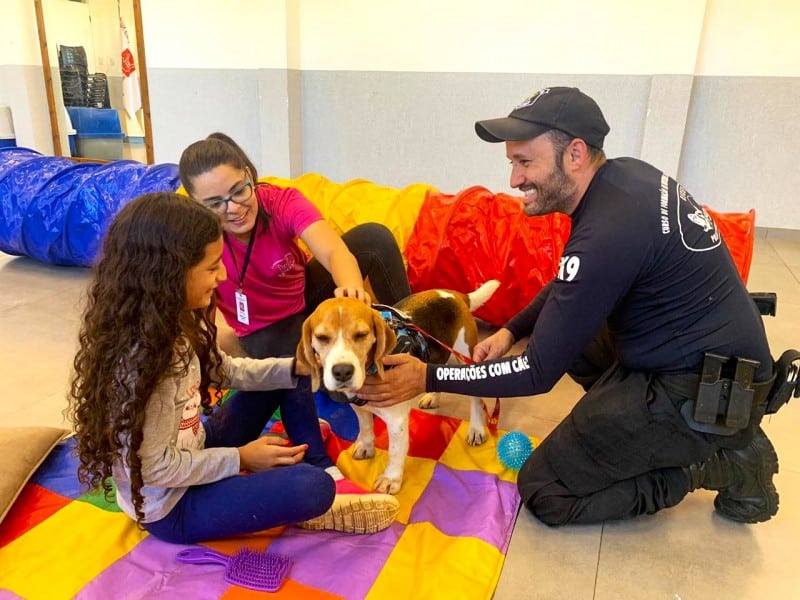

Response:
(67, 193), (399, 544)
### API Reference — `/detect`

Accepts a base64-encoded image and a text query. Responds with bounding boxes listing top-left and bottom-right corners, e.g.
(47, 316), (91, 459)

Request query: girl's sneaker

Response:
(297, 493), (400, 534)
(298, 465), (400, 534)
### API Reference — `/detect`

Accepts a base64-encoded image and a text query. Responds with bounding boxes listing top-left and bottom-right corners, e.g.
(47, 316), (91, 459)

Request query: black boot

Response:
(684, 427), (779, 523)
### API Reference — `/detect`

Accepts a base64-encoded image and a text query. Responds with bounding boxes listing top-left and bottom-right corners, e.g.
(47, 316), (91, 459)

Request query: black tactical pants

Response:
(517, 328), (758, 525)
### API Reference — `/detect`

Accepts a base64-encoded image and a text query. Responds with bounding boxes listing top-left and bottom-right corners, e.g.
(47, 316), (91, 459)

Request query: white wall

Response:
(0, 1), (40, 64)
(293, 0), (800, 77)
(697, 0), (800, 76)
(297, 0), (706, 74)
(140, 0), (288, 68)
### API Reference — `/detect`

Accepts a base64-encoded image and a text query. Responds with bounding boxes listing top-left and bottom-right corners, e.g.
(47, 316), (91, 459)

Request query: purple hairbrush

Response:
(176, 546), (292, 592)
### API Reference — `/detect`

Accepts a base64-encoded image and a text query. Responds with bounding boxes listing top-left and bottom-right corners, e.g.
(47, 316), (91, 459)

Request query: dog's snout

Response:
(332, 363), (355, 383)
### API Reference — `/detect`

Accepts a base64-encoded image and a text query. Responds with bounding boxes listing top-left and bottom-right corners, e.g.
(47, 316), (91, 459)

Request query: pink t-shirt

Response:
(216, 183), (322, 337)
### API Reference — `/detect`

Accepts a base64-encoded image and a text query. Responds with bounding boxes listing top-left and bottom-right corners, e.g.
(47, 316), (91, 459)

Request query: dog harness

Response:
(372, 304), (431, 363)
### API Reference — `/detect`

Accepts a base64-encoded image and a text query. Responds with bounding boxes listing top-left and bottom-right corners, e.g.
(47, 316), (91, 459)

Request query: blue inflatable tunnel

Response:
(0, 147), (179, 266)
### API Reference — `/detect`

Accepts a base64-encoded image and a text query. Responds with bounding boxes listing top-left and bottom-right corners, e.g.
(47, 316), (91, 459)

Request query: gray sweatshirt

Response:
(113, 350), (297, 523)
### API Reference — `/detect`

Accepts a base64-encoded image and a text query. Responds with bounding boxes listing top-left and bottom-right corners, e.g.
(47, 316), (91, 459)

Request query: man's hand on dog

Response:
(238, 436), (308, 472)
(472, 327), (514, 362)
(358, 354), (427, 406)
(358, 328), (516, 407)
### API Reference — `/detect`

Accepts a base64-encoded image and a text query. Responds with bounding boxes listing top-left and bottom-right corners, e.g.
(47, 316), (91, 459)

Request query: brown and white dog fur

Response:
(296, 280), (500, 494)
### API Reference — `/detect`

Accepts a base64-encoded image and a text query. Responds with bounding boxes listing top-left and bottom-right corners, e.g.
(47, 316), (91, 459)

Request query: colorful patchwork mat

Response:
(0, 399), (529, 599)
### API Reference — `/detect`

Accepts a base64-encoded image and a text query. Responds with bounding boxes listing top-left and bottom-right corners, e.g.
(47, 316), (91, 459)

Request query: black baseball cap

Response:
(475, 86), (610, 149)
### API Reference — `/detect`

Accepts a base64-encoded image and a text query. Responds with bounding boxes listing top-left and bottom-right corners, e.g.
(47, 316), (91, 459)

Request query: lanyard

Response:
(224, 230), (256, 291)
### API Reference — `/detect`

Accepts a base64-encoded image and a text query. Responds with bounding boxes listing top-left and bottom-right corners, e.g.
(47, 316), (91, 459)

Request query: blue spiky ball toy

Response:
(497, 431), (534, 470)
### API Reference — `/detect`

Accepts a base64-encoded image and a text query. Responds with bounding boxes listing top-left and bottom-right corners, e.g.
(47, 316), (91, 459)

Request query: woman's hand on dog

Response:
(358, 354), (427, 406)
(334, 286), (372, 306)
(238, 435), (308, 472)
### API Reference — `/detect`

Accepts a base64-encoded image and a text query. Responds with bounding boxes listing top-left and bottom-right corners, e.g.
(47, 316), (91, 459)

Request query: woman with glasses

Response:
(177, 132), (411, 507)
(179, 132), (411, 359)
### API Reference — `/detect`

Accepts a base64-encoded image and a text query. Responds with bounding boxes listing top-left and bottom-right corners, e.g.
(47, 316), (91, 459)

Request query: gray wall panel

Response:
(300, 71), (652, 195)
(282, 68), (303, 177)
(639, 74), (695, 177)
(679, 76), (800, 229)
(257, 69), (297, 178)
(10, 64), (797, 230)
(147, 68), (259, 165)
(147, 68), (285, 172)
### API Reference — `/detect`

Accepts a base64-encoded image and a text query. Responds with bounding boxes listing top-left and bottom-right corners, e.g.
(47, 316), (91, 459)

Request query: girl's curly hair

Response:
(67, 192), (224, 523)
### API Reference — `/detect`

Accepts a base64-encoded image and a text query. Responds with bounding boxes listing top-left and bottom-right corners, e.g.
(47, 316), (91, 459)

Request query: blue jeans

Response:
(204, 377), (333, 469)
(142, 384), (335, 544)
(142, 463), (334, 544)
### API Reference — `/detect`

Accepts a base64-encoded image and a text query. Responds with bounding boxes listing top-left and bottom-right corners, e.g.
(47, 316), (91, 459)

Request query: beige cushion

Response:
(0, 426), (71, 525)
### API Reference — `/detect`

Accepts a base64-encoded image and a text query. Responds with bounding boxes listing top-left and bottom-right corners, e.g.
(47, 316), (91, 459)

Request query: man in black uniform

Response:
(358, 86), (789, 525)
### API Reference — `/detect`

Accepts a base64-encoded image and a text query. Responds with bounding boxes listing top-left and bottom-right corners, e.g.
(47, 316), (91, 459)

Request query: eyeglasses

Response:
(202, 177), (253, 214)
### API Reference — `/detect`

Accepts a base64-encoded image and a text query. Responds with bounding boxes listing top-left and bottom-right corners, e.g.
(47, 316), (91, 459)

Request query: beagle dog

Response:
(296, 280), (500, 494)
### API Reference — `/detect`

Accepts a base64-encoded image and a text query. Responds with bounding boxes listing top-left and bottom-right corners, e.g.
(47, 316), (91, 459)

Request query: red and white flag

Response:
(120, 18), (142, 119)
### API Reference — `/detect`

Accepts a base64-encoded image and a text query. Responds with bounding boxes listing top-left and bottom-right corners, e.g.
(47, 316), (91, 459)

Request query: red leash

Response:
(406, 324), (502, 435)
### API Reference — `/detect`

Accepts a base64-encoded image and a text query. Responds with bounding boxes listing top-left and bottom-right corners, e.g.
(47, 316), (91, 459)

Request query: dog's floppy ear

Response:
(295, 315), (321, 391)
(371, 309), (397, 380)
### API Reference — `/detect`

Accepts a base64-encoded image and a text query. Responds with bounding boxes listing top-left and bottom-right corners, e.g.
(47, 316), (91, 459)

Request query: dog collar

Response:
(326, 388), (367, 406)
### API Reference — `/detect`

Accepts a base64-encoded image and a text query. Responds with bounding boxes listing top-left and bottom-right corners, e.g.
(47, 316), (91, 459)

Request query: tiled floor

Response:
(1, 232), (798, 599)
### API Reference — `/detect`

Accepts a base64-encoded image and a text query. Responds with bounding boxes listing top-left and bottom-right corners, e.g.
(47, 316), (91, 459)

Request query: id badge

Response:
(235, 290), (250, 325)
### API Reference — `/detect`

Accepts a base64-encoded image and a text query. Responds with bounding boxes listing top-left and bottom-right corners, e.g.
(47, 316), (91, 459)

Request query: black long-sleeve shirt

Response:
(426, 158), (772, 397)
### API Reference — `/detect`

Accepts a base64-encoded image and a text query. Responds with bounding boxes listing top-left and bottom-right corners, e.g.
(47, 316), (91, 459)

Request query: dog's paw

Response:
(417, 392), (440, 410)
(374, 475), (402, 495)
(466, 427), (487, 446)
(352, 440), (375, 460)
